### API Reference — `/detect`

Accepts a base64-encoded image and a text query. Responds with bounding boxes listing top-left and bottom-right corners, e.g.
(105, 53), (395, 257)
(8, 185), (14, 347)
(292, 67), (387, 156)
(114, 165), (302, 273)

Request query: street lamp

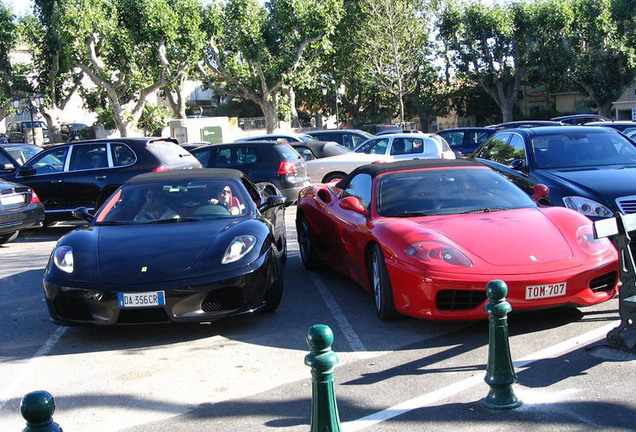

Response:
(321, 80), (346, 129)
(11, 94), (45, 146)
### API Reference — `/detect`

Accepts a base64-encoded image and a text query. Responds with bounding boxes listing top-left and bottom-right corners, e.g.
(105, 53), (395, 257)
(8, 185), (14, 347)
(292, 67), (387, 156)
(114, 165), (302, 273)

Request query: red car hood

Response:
(405, 208), (574, 267)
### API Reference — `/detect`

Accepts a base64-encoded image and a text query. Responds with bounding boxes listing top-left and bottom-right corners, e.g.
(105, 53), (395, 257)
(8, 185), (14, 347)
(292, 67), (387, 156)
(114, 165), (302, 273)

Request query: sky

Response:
(5, 0), (33, 17)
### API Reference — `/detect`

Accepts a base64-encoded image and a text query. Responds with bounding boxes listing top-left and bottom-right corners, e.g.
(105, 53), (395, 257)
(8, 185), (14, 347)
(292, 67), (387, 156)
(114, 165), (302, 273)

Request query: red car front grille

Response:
(589, 271), (617, 293)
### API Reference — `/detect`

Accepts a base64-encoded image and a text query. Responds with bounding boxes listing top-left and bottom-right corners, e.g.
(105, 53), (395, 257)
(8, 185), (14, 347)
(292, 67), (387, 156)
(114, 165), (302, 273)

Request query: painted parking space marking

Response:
(342, 321), (620, 432)
(0, 326), (67, 412)
(309, 272), (372, 357)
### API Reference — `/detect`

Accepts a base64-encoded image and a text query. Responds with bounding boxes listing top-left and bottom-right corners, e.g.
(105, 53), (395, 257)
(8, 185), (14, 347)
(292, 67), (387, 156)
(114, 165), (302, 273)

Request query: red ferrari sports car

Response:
(296, 159), (618, 320)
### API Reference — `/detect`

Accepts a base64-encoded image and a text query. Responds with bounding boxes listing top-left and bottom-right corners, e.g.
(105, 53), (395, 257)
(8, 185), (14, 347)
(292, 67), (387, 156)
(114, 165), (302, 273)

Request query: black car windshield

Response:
(532, 130), (636, 169)
(376, 167), (536, 217)
(95, 179), (250, 225)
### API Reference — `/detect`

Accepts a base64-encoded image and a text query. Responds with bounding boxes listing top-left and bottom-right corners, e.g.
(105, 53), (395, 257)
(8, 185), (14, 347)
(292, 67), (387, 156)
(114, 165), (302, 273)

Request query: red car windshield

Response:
(376, 168), (536, 217)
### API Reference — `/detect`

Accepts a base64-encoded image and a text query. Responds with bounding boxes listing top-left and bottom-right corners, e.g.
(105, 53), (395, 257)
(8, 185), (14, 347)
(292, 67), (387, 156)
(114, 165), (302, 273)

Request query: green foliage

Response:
(138, 103), (170, 136)
(96, 107), (117, 130)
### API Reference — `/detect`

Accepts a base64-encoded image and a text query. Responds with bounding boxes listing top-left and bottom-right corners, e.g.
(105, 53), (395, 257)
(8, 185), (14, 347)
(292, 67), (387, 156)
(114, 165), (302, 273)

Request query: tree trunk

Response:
(597, 102), (613, 119)
(41, 108), (63, 143)
(287, 87), (299, 128)
(260, 99), (278, 134)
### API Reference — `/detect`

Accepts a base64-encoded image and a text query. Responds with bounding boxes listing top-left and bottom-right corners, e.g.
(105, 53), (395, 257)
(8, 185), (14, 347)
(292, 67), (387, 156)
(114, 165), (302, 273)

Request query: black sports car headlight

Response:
(222, 235), (257, 264)
(53, 246), (74, 273)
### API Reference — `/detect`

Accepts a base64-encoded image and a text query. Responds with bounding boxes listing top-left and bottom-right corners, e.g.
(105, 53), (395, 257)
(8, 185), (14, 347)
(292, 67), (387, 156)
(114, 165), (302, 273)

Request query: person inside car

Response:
(134, 188), (179, 221)
(209, 184), (241, 215)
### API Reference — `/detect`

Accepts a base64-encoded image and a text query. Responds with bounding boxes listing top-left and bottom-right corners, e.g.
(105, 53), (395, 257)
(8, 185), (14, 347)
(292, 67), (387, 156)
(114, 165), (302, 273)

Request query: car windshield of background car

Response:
(96, 180), (248, 224)
(376, 168), (536, 217)
(532, 131), (636, 169)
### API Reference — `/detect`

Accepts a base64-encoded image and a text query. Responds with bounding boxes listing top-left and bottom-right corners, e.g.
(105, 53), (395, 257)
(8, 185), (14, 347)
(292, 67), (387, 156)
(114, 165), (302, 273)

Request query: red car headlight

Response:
(405, 240), (473, 267)
(576, 225), (610, 255)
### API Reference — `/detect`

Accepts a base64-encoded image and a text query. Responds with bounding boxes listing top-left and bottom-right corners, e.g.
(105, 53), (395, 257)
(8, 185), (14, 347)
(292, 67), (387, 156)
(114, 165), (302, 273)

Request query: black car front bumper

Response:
(43, 250), (278, 325)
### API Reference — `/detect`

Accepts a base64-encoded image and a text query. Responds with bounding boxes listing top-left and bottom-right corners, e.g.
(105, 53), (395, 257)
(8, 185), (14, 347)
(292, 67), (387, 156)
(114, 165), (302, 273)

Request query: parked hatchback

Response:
(0, 137), (201, 223)
(190, 141), (311, 203)
(436, 127), (496, 157)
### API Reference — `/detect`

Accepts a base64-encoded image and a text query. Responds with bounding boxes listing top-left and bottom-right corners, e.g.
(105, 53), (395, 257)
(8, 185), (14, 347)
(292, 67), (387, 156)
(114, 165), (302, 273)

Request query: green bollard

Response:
(20, 390), (63, 432)
(481, 280), (522, 409)
(304, 324), (341, 432)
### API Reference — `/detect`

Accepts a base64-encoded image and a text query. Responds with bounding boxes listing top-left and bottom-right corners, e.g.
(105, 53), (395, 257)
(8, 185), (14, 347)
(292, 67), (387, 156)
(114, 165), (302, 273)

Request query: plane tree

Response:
(198, 0), (343, 133)
(56, 0), (205, 136)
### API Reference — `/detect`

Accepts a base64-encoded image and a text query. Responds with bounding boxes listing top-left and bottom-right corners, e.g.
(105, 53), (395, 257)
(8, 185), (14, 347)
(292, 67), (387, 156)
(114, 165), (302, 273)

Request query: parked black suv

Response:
(0, 137), (201, 223)
(190, 141), (311, 203)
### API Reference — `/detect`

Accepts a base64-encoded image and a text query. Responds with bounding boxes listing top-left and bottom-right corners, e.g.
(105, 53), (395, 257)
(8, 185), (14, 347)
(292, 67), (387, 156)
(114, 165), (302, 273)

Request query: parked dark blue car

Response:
(469, 126), (636, 220)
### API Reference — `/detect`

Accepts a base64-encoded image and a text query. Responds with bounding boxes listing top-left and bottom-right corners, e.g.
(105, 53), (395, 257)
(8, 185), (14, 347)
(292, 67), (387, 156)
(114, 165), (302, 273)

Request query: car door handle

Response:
(95, 175), (107, 181)
(51, 179), (63, 183)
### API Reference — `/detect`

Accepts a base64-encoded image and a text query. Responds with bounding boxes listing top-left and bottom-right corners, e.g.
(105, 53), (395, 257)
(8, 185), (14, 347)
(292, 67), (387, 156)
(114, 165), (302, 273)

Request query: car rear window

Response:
(275, 143), (302, 161)
(146, 140), (199, 166)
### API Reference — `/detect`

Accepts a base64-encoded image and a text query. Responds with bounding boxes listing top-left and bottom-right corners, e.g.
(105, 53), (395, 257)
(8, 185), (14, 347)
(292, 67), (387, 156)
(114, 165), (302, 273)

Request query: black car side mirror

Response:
(16, 166), (36, 177)
(510, 159), (526, 173)
(258, 195), (286, 212)
(72, 207), (94, 222)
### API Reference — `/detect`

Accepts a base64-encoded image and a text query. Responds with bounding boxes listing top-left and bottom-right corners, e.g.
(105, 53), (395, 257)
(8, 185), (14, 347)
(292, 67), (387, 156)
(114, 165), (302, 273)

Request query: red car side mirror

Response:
(531, 184), (550, 202)
(339, 196), (369, 216)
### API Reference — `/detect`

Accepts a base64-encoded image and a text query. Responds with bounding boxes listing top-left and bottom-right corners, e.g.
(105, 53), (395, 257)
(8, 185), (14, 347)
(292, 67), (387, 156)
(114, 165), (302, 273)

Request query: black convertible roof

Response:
(127, 168), (244, 184)
(349, 158), (482, 179)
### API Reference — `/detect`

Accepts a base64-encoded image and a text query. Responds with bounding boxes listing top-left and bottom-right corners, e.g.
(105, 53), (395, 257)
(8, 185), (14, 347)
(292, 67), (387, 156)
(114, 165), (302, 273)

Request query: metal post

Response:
(20, 390), (63, 432)
(29, 99), (37, 146)
(482, 280), (522, 409)
(304, 324), (341, 432)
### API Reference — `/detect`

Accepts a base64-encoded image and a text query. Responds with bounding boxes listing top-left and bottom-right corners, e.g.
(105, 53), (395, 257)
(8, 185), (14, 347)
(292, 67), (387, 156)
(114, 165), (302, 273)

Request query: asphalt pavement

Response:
(4, 215), (636, 432)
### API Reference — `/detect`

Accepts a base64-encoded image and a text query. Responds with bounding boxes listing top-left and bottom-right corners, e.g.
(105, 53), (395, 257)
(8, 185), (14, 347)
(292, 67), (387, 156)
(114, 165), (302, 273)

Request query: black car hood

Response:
(95, 222), (235, 283)
(543, 165), (636, 205)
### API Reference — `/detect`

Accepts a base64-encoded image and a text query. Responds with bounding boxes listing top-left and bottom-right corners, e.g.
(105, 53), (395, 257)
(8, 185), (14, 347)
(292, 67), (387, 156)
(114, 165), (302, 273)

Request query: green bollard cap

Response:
(21, 390), (55, 426)
(486, 280), (508, 301)
(306, 324), (334, 353)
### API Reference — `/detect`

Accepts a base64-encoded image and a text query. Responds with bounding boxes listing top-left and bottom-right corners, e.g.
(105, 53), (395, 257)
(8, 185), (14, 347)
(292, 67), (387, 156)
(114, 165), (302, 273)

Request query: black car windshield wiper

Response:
(96, 220), (133, 226)
(461, 207), (508, 214)
(145, 217), (199, 224)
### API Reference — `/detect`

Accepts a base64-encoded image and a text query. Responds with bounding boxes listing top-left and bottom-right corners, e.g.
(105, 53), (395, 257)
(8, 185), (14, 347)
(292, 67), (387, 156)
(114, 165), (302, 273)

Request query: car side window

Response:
(474, 133), (512, 163)
(0, 150), (12, 166)
(507, 134), (527, 164)
(356, 138), (389, 154)
(343, 173), (373, 209)
(28, 147), (69, 174)
(192, 147), (213, 166)
(111, 144), (136, 167)
(294, 145), (316, 161)
(70, 144), (108, 171)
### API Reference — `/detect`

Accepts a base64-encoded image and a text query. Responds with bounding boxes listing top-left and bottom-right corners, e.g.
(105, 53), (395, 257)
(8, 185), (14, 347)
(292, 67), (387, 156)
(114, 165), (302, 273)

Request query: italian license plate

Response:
(0, 194), (23, 206)
(117, 291), (165, 308)
(525, 283), (566, 300)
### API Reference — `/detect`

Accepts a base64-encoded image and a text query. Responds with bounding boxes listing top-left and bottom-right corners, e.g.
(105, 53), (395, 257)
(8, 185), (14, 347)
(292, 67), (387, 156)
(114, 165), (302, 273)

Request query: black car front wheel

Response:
(262, 251), (283, 312)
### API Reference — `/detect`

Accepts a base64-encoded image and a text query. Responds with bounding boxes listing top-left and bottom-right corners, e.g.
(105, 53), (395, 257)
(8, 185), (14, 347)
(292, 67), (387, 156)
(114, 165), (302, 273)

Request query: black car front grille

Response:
(436, 289), (487, 311)
(201, 287), (243, 312)
(616, 196), (636, 214)
(118, 308), (170, 324)
(589, 271), (617, 293)
(54, 295), (93, 321)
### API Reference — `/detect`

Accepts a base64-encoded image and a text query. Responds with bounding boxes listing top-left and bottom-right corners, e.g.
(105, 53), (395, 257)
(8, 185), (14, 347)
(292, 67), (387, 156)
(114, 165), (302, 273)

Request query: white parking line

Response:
(342, 321), (620, 432)
(309, 272), (372, 357)
(0, 326), (67, 412)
